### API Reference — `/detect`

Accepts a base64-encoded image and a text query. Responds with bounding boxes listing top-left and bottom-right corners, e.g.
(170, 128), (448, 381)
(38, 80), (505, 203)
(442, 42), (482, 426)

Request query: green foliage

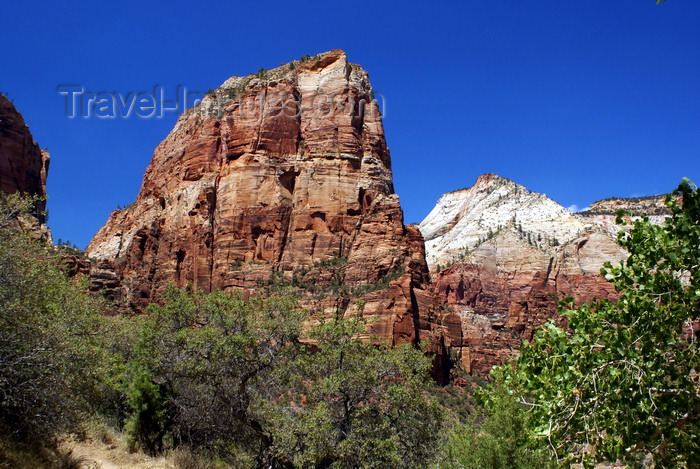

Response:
(123, 366), (168, 455)
(442, 369), (554, 469)
(502, 178), (700, 467)
(266, 317), (445, 468)
(266, 256), (406, 298)
(126, 286), (445, 467)
(0, 193), (113, 441)
(352, 266), (406, 296)
(55, 237), (84, 256)
(596, 193), (668, 204)
(128, 286), (304, 463)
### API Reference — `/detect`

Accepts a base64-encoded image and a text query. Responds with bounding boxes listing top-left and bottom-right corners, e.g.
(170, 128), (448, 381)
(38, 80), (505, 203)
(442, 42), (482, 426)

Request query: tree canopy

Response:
(127, 286), (445, 467)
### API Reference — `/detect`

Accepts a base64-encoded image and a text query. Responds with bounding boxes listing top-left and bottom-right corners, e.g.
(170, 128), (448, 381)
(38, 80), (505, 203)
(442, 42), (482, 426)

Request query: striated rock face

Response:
(87, 51), (442, 366)
(579, 194), (670, 235)
(420, 173), (594, 271)
(585, 194), (670, 217)
(420, 174), (627, 375)
(0, 94), (50, 223)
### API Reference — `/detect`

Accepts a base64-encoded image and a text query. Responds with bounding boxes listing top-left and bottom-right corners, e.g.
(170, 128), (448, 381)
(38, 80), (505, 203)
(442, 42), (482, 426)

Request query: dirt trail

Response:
(63, 438), (174, 469)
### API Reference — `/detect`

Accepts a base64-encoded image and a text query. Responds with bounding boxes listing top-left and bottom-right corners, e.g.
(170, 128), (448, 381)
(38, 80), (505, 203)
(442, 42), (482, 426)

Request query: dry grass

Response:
(0, 436), (86, 469)
(169, 449), (218, 469)
(1, 425), (230, 469)
(52, 448), (87, 469)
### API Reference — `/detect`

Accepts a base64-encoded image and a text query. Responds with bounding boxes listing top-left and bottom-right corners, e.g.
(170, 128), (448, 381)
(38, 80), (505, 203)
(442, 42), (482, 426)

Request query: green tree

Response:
(123, 365), (168, 455)
(129, 287), (445, 467)
(442, 368), (554, 469)
(0, 193), (113, 441)
(266, 317), (445, 468)
(128, 286), (304, 462)
(503, 179), (700, 467)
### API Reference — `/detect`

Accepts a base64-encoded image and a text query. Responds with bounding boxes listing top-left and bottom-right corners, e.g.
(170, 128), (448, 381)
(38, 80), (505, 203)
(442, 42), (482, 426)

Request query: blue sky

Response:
(1, 0), (698, 248)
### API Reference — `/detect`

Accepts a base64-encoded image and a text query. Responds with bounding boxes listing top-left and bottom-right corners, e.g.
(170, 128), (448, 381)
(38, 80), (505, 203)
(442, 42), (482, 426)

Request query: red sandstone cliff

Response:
(87, 51), (441, 362)
(0, 94), (50, 223)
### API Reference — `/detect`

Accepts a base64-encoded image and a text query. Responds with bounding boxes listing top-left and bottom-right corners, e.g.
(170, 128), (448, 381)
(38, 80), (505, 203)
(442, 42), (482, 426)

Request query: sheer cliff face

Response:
(87, 51), (437, 351)
(420, 174), (627, 375)
(0, 95), (50, 222)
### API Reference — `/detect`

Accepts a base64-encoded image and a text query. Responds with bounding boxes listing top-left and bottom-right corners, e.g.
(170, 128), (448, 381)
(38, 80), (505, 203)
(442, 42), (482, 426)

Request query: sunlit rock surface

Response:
(87, 51), (445, 374)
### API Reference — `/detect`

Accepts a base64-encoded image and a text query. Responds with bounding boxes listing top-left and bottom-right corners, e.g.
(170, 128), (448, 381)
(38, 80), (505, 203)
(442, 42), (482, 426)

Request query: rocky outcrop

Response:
(0, 94), (50, 223)
(420, 174), (596, 271)
(579, 194), (670, 234)
(87, 51), (442, 366)
(421, 174), (627, 375)
(584, 194), (670, 216)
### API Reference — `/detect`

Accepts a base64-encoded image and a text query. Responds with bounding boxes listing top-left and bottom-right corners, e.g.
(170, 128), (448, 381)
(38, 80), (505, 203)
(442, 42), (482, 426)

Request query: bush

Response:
(0, 193), (113, 442)
(442, 369), (553, 469)
(127, 287), (304, 463)
(126, 286), (446, 467)
(123, 366), (168, 454)
(264, 318), (445, 468)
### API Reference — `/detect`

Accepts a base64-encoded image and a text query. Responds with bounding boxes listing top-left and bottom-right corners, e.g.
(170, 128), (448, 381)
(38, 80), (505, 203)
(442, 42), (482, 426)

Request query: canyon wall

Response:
(87, 51), (442, 366)
(1, 62), (674, 383)
(0, 94), (50, 223)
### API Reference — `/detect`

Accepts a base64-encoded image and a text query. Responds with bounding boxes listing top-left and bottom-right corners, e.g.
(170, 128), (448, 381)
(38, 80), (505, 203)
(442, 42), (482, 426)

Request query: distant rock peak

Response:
(424, 173), (631, 375)
(419, 173), (596, 270)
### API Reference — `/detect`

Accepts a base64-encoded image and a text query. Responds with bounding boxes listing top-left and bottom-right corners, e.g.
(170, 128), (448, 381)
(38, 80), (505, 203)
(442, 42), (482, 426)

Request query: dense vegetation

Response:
(1, 178), (697, 468)
(0, 195), (112, 440)
(124, 287), (445, 467)
(0, 194), (130, 467)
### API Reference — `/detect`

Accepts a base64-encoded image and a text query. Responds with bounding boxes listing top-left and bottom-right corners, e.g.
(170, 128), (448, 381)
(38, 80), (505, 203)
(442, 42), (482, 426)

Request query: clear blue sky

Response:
(1, 0), (698, 248)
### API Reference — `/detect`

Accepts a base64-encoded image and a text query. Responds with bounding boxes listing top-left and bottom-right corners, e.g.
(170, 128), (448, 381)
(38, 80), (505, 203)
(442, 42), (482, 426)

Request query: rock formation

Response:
(83, 50), (674, 380)
(87, 51), (442, 366)
(0, 94), (50, 223)
(578, 194), (670, 234)
(420, 174), (628, 374)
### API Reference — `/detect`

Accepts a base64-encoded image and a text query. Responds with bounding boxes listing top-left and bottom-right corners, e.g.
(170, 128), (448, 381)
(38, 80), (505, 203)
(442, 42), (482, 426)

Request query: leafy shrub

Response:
(442, 368), (553, 469)
(123, 366), (168, 454)
(266, 318), (445, 468)
(127, 287), (304, 463)
(125, 285), (445, 467)
(0, 193), (112, 442)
